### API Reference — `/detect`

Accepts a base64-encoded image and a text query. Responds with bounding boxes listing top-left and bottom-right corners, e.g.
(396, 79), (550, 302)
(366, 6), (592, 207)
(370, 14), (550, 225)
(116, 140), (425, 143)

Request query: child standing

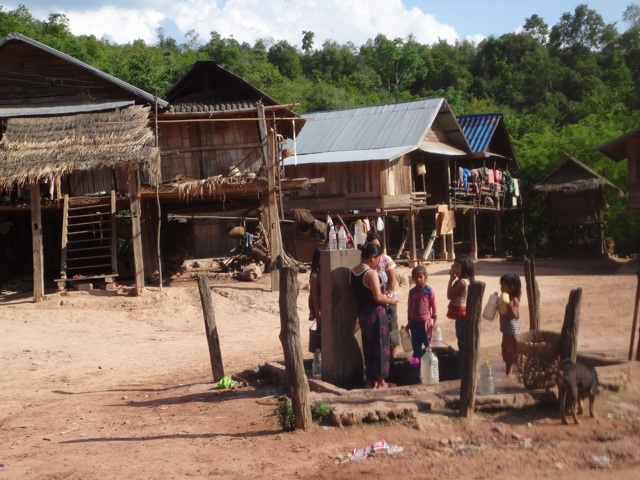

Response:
(499, 273), (521, 375)
(407, 265), (438, 365)
(446, 254), (475, 352)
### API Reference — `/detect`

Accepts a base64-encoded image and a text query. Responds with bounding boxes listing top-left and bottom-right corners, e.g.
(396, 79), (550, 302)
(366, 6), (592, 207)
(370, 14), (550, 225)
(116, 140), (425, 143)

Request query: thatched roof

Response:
(527, 155), (623, 198)
(0, 105), (159, 189)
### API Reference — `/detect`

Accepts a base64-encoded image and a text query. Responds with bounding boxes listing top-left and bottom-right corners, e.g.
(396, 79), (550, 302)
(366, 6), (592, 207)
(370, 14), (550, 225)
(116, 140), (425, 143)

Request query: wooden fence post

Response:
(277, 258), (312, 430)
(629, 269), (640, 361)
(196, 274), (225, 382)
(560, 288), (582, 363)
(524, 255), (540, 331)
(459, 280), (485, 418)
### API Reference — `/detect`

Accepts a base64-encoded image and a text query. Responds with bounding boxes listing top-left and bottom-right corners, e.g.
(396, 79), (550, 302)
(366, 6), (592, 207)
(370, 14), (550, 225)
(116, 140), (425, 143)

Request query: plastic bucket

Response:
(308, 324), (321, 353)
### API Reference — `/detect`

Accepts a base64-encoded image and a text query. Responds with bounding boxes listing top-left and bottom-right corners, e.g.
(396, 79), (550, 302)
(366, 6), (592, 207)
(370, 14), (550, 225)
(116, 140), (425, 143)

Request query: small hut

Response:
(594, 129), (640, 215)
(526, 155), (623, 256)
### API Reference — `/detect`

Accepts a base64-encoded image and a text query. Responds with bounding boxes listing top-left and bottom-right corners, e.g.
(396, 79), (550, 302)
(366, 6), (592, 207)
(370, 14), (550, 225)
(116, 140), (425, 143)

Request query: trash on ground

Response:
(351, 439), (389, 461)
(215, 376), (236, 389)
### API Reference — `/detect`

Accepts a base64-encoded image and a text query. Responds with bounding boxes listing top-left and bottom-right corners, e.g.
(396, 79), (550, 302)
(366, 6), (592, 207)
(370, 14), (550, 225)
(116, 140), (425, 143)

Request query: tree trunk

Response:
(277, 260), (312, 430)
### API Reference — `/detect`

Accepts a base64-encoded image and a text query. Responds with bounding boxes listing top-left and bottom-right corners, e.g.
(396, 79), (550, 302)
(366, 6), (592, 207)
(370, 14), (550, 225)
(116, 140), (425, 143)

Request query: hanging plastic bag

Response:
(376, 216), (384, 231)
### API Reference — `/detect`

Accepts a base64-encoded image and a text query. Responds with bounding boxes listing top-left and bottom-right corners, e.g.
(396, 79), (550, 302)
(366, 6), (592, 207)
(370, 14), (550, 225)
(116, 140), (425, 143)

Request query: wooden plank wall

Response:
(192, 220), (231, 258)
(159, 119), (263, 182)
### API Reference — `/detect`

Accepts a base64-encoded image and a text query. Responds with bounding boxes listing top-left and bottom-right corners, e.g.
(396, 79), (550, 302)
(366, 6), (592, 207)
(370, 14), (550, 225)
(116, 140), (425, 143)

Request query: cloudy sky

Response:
(3, 1), (632, 47)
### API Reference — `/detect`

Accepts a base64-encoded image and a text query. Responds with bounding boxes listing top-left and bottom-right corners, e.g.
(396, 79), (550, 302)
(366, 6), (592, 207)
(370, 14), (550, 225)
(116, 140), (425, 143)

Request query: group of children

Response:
(407, 254), (522, 376)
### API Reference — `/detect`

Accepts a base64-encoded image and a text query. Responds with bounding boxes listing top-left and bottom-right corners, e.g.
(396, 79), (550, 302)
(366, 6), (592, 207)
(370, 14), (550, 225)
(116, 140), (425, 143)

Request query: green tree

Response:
(360, 34), (426, 93)
(268, 40), (302, 79)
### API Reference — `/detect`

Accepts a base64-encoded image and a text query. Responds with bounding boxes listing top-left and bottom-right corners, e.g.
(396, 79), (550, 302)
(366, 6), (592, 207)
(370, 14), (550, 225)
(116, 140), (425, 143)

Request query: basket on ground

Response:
(515, 329), (561, 390)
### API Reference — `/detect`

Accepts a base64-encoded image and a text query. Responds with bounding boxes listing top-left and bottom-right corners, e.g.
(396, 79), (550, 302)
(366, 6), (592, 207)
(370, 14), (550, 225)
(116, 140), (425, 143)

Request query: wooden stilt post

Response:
(459, 280), (485, 418)
(494, 211), (502, 256)
(196, 274), (225, 382)
(277, 258), (312, 430)
(263, 122), (282, 291)
(128, 170), (145, 295)
(29, 182), (44, 303)
(470, 209), (478, 260)
(410, 209), (417, 262)
(560, 288), (582, 363)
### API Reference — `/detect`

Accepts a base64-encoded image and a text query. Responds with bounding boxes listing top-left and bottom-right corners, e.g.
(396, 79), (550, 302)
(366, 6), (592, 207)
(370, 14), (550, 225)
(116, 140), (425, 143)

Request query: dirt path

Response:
(1, 257), (639, 479)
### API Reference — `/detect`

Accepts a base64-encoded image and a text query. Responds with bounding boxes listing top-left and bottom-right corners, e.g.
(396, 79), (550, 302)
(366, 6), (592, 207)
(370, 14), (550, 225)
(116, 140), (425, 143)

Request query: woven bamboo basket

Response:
(515, 330), (561, 390)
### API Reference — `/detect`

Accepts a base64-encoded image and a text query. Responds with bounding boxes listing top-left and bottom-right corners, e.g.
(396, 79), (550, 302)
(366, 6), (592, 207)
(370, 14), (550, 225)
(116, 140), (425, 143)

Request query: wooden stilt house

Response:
(525, 155), (623, 256)
(0, 32), (168, 299)
(282, 101), (521, 261)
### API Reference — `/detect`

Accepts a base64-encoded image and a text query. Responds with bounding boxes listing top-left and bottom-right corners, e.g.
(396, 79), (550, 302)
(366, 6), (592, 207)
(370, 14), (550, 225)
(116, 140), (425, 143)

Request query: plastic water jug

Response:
(338, 225), (347, 250)
(482, 292), (499, 320)
(328, 226), (337, 250)
(420, 348), (439, 385)
(477, 361), (495, 394)
(430, 325), (444, 347)
(354, 219), (367, 247)
(312, 349), (322, 378)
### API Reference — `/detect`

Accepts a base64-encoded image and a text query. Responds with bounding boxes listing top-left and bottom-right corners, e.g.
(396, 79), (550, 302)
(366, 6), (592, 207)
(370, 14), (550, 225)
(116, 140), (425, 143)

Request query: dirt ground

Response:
(1, 256), (640, 480)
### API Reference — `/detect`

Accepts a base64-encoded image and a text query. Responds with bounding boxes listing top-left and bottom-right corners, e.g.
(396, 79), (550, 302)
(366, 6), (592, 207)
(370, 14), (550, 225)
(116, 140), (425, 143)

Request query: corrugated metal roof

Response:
(456, 114), (502, 153)
(0, 101), (135, 117)
(285, 146), (415, 165)
(284, 98), (469, 166)
(0, 32), (169, 110)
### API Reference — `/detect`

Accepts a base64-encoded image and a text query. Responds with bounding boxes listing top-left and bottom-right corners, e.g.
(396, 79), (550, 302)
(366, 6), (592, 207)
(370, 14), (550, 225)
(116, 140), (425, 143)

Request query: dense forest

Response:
(1, 4), (639, 255)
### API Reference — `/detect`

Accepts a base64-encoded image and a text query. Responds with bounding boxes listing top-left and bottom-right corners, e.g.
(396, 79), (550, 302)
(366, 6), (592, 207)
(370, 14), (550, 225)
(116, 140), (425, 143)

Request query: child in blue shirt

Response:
(407, 265), (438, 365)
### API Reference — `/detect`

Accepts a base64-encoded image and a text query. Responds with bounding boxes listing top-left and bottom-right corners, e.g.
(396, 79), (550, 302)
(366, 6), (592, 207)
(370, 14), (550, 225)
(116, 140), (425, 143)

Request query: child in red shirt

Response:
(406, 265), (438, 365)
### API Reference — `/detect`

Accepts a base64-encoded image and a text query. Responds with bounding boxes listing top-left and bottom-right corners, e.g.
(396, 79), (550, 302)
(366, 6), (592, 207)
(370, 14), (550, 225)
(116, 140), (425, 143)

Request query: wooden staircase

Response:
(56, 191), (118, 290)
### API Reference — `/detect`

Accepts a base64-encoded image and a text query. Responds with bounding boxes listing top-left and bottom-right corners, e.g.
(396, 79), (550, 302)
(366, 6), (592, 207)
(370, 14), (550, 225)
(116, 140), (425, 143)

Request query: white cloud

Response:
(65, 6), (165, 44)
(6, 0), (460, 47)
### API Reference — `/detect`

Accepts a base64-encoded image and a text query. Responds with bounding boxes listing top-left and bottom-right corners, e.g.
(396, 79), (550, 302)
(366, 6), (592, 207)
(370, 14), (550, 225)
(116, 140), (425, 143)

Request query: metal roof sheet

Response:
(284, 146), (415, 166)
(456, 114), (502, 153)
(284, 98), (470, 165)
(0, 32), (169, 110)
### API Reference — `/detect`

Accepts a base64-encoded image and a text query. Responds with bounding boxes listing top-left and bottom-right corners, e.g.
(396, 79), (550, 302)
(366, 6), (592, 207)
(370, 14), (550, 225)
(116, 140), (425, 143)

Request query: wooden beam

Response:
(30, 183), (44, 303)
(267, 127), (283, 291)
(128, 170), (145, 295)
(560, 288), (582, 363)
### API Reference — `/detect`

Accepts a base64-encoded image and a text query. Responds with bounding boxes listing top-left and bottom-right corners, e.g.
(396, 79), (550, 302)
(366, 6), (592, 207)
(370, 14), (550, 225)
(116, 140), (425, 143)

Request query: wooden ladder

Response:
(56, 191), (118, 290)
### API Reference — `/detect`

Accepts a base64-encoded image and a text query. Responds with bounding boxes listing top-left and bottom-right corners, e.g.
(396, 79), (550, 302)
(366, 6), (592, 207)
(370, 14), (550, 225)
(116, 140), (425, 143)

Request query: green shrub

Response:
(311, 402), (333, 423)
(275, 399), (294, 430)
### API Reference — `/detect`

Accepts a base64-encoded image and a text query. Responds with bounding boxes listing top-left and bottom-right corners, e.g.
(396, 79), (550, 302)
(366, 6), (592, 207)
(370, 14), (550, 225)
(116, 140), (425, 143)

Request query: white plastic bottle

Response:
(420, 348), (439, 385)
(338, 225), (347, 250)
(477, 361), (495, 394)
(354, 219), (367, 247)
(482, 292), (499, 320)
(328, 225), (337, 250)
(429, 325), (443, 347)
(312, 349), (322, 378)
